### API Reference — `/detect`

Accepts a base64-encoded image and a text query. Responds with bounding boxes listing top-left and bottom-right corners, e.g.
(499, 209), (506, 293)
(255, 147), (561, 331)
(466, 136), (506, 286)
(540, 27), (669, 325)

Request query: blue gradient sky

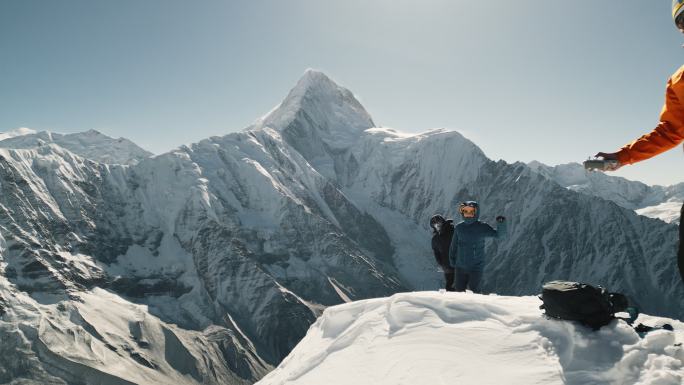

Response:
(1, 0), (683, 185)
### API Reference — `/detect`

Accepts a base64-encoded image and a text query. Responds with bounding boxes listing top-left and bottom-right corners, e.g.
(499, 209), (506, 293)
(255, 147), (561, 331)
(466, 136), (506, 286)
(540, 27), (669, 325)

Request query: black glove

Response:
(496, 216), (506, 223)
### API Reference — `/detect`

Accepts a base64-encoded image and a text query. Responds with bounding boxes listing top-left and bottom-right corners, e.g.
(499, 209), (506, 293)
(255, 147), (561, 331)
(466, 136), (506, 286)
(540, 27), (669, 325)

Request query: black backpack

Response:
(539, 281), (629, 330)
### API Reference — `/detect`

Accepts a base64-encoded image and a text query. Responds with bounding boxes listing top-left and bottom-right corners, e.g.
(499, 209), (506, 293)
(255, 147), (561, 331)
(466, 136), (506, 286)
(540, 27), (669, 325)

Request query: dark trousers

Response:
(443, 266), (455, 291)
(679, 203), (684, 282)
(454, 269), (483, 294)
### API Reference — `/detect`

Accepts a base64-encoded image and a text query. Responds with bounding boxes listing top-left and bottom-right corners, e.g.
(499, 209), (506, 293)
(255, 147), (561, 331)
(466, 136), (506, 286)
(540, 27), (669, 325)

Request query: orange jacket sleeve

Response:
(617, 66), (684, 165)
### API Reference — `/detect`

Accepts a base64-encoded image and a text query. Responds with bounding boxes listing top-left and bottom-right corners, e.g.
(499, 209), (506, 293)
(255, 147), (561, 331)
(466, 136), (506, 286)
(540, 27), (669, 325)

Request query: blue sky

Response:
(1, 0), (683, 185)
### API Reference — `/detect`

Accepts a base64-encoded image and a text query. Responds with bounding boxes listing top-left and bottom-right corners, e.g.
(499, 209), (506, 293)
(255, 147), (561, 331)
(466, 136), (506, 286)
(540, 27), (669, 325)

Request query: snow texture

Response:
(528, 161), (684, 224)
(0, 276), (271, 385)
(258, 292), (684, 385)
(636, 201), (683, 224)
(0, 128), (152, 165)
(0, 127), (37, 141)
(0, 69), (683, 383)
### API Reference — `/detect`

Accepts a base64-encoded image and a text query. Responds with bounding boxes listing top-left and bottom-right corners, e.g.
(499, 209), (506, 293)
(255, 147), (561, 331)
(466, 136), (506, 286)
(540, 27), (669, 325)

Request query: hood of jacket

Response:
(432, 219), (454, 235)
(460, 201), (480, 224)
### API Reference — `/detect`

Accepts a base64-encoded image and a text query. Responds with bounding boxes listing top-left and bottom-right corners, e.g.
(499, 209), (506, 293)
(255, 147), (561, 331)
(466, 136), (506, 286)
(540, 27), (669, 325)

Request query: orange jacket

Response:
(617, 65), (684, 165)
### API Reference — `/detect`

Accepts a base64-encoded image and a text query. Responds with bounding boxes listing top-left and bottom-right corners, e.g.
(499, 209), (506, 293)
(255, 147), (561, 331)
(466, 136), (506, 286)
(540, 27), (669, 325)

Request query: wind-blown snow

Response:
(258, 292), (684, 385)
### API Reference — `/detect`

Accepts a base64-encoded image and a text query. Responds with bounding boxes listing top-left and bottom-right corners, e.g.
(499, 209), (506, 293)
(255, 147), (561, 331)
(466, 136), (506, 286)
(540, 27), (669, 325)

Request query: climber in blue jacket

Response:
(448, 201), (507, 294)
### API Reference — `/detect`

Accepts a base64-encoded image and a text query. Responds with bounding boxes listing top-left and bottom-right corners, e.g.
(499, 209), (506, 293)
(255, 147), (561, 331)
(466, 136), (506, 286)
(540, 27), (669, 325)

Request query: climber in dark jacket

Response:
(430, 214), (455, 291)
(448, 201), (507, 294)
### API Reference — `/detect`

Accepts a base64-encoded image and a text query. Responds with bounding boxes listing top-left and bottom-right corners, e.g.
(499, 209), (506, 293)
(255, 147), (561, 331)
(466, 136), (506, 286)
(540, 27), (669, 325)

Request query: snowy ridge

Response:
(252, 69), (375, 180)
(0, 128), (153, 165)
(254, 69), (374, 139)
(0, 104), (406, 382)
(528, 161), (684, 224)
(1, 70), (683, 383)
(339, 127), (490, 289)
(258, 292), (684, 385)
(0, 127), (37, 141)
(636, 201), (682, 224)
(0, 277), (270, 384)
(320, 126), (683, 319)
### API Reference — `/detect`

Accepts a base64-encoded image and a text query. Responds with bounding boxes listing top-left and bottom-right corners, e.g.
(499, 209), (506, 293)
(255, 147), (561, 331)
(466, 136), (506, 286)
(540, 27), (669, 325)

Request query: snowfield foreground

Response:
(258, 292), (684, 385)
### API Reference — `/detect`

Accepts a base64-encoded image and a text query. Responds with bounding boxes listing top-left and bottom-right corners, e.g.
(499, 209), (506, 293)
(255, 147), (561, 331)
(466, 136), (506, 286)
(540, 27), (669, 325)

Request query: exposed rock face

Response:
(528, 161), (684, 224)
(0, 70), (682, 384)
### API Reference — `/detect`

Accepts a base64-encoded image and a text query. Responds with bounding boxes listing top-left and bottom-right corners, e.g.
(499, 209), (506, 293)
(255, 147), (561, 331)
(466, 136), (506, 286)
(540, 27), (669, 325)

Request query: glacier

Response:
(0, 69), (683, 383)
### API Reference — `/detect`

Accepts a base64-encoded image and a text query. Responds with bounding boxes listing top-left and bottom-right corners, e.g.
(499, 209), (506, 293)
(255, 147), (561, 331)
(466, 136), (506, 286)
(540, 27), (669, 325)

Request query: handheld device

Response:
(583, 158), (619, 172)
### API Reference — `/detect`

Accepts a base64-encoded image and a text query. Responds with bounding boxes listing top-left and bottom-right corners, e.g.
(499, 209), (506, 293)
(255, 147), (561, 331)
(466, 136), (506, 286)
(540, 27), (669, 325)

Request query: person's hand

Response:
(594, 152), (623, 171)
(496, 216), (506, 223)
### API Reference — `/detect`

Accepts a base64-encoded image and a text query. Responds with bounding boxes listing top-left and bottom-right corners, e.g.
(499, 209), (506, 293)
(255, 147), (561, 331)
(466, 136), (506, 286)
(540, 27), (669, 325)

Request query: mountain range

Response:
(528, 161), (684, 224)
(0, 69), (682, 384)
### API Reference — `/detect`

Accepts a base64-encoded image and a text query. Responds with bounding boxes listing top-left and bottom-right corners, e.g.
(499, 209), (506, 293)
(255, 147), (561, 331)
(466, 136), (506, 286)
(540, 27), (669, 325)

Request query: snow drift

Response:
(258, 292), (684, 385)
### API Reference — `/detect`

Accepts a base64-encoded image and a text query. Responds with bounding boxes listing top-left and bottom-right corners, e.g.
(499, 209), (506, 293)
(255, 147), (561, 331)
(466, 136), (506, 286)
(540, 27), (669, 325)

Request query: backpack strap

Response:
(615, 307), (675, 337)
(616, 306), (640, 326)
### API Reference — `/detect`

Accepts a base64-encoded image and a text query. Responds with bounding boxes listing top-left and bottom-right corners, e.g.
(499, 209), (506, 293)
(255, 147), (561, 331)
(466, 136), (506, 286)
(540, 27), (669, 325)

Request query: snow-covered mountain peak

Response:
(254, 70), (375, 150)
(528, 161), (591, 188)
(81, 128), (109, 137)
(365, 127), (439, 141)
(0, 127), (37, 141)
(286, 69), (362, 112)
(366, 127), (483, 149)
(294, 69), (340, 95)
(527, 160), (684, 223)
(2, 70), (684, 384)
(359, 127), (489, 178)
(0, 128), (153, 165)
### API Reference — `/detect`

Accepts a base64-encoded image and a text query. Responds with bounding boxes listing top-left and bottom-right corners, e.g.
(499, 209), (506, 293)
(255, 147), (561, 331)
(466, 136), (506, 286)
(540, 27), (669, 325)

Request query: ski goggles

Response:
(459, 204), (477, 216)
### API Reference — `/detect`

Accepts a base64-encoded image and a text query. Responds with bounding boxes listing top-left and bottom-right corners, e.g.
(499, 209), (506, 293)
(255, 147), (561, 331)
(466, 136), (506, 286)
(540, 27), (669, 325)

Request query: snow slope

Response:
(636, 201), (683, 224)
(528, 161), (684, 224)
(321, 126), (684, 319)
(258, 292), (684, 385)
(0, 75), (406, 382)
(0, 127), (37, 141)
(1, 70), (683, 383)
(0, 128), (152, 165)
(0, 276), (271, 385)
